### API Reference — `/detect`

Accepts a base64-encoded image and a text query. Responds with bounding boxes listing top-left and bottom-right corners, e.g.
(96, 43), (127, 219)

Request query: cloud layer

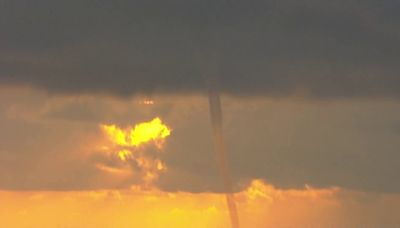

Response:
(1, 88), (399, 193)
(1, 0), (400, 97)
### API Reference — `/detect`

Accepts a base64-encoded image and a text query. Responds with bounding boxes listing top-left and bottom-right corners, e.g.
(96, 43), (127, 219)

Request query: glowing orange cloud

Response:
(101, 117), (171, 148)
(101, 124), (129, 146)
(130, 117), (170, 147)
(99, 117), (171, 185)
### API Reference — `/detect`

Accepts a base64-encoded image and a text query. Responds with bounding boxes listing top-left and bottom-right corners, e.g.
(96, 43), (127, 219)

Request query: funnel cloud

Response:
(208, 74), (240, 227)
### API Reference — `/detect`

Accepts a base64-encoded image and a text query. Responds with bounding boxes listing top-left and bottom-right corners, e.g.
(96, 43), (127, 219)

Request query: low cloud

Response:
(0, 88), (399, 193)
(1, 0), (400, 97)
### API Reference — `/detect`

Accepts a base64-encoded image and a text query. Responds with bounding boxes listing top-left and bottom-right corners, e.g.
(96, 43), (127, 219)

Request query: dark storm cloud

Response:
(1, 0), (400, 97)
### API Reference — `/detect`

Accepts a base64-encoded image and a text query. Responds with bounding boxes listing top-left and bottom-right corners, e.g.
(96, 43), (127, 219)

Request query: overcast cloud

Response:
(1, 0), (400, 97)
(1, 0), (400, 196)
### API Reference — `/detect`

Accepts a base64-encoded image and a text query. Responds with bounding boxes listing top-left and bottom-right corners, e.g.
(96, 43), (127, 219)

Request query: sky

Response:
(1, 0), (400, 227)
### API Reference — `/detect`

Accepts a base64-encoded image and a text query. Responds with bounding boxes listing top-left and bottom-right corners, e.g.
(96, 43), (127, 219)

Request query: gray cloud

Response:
(1, 0), (400, 97)
(158, 97), (400, 194)
(1, 88), (399, 193)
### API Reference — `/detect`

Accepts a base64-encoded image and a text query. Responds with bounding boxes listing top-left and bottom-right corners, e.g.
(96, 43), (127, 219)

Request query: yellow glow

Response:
(130, 117), (170, 146)
(142, 100), (154, 105)
(245, 179), (273, 201)
(2, 180), (395, 228)
(99, 118), (171, 185)
(156, 160), (166, 171)
(118, 149), (132, 161)
(101, 117), (171, 148)
(101, 124), (129, 146)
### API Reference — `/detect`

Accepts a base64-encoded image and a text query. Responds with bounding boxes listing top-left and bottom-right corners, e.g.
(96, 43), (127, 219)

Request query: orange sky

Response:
(1, 87), (400, 227)
(1, 180), (400, 228)
(2, 1), (400, 226)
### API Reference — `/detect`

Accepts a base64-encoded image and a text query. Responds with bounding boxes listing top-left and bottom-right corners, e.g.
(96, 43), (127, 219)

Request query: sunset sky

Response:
(1, 1), (400, 227)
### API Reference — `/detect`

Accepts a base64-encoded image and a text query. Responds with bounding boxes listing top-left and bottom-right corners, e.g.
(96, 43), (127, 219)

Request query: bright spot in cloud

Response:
(99, 117), (171, 185)
(117, 149), (132, 161)
(130, 117), (171, 147)
(101, 117), (171, 148)
(141, 100), (155, 105)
